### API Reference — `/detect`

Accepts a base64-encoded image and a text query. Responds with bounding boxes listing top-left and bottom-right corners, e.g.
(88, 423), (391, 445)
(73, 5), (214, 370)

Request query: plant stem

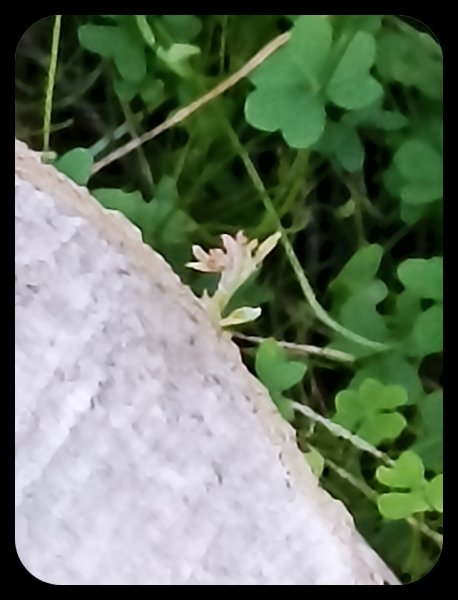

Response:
(42, 15), (62, 155)
(222, 120), (390, 351)
(135, 15), (156, 50)
(310, 447), (443, 548)
(92, 31), (291, 174)
(233, 332), (355, 363)
(292, 401), (394, 464)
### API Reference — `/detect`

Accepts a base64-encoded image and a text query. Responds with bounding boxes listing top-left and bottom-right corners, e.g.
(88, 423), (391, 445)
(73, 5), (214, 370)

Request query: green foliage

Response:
(16, 14), (442, 583)
(326, 31), (382, 110)
(314, 121), (365, 173)
(409, 304), (443, 357)
(327, 245), (389, 357)
(412, 390), (443, 472)
(245, 16), (330, 148)
(78, 16), (201, 108)
(398, 257), (443, 301)
(396, 256), (443, 358)
(394, 139), (442, 205)
(375, 26), (442, 100)
(79, 22), (148, 83)
(245, 16), (384, 149)
(334, 379), (408, 446)
(255, 338), (307, 421)
(54, 148), (94, 185)
(349, 353), (422, 405)
(93, 177), (195, 273)
(94, 177), (191, 244)
(376, 451), (443, 519)
(303, 446), (325, 479)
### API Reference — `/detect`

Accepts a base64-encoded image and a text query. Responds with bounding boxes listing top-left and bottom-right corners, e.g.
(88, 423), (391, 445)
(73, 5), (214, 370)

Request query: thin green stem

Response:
(135, 15), (156, 50)
(310, 447), (443, 548)
(42, 15), (62, 155)
(318, 450), (380, 501)
(222, 120), (390, 351)
(233, 332), (356, 364)
(219, 16), (229, 75)
(120, 101), (155, 195)
(88, 109), (146, 157)
(256, 150), (311, 238)
(293, 402), (394, 464)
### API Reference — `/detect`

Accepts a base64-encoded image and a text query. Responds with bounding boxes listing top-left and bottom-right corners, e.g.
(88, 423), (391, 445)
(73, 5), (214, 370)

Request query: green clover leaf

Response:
(326, 31), (383, 110)
(334, 379), (408, 446)
(412, 390), (443, 472)
(255, 338), (307, 422)
(245, 84), (326, 149)
(377, 492), (430, 520)
(245, 17), (383, 148)
(114, 78), (165, 109)
(398, 257), (443, 302)
(393, 138), (443, 205)
(156, 43), (200, 78)
(376, 451), (443, 519)
(93, 177), (196, 275)
(338, 281), (389, 343)
(159, 15), (202, 42)
(425, 474), (443, 512)
(377, 451), (425, 488)
(54, 148), (94, 186)
(342, 101), (408, 131)
(327, 245), (389, 357)
(410, 304), (443, 357)
(256, 338), (307, 393)
(315, 120), (365, 172)
(376, 28), (443, 100)
(395, 257), (443, 358)
(93, 176), (193, 248)
(329, 244), (383, 298)
(349, 353), (423, 406)
(245, 16), (331, 148)
(78, 23), (147, 83)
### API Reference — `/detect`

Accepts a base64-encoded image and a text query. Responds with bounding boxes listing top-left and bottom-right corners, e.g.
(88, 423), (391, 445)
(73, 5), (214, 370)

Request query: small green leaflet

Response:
(255, 338), (307, 422)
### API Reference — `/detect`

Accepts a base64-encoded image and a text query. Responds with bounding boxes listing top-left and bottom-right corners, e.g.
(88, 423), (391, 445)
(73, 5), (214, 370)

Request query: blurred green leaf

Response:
(334, 379), (408, 445)
(256, 338), (307, 393)
(409, 304), (443, 357)
(377, 491), (430, 520)
(327, 32), (383, 109)
(413, 390), (443, 472)
(93, 176), (194, 247)
(398, 257), (443, 301)
(350, 353), (422, 405)
(394, 139), (442, 205)
(54, 148), (94, 185)
(329, 244), (383, 298)
(425, 475), (443, 512)
(376, 28), (443, 100)
(376, 451), (443, 519)
(271, 390), (295, 422)
(377, 451), (425, 488)
(160, 15), (202, 42)
(78, 23), (147, 83)
(304, 446), (325, 478)
(245, 16), (331, 148)
(316, 121), (365, 172)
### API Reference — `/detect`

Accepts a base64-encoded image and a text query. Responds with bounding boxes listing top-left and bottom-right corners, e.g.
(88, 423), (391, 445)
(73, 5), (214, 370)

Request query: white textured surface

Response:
(15, 140), (399, 585)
